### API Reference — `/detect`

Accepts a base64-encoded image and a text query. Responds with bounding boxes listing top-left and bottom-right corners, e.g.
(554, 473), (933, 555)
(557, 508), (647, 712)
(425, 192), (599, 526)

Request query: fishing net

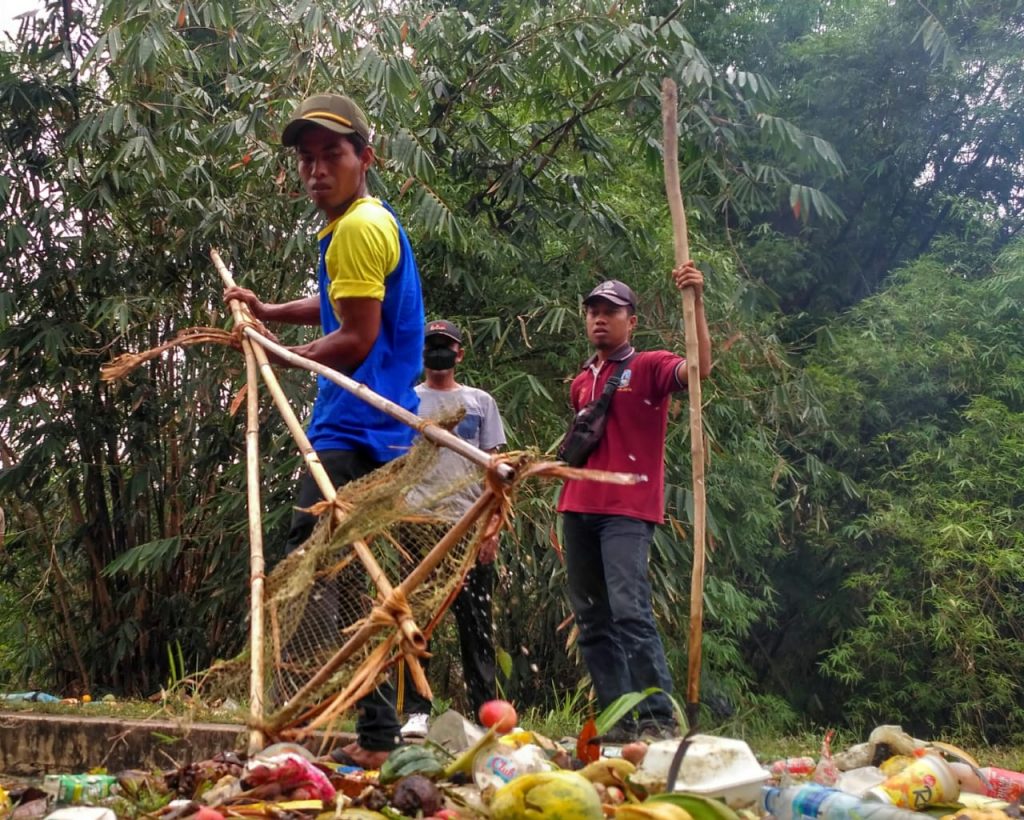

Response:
(198, 414), (507, 739)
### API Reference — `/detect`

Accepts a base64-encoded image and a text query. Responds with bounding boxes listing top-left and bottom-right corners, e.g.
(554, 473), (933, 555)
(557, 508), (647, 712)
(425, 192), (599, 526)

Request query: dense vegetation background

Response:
(1, 0), (1022, 743)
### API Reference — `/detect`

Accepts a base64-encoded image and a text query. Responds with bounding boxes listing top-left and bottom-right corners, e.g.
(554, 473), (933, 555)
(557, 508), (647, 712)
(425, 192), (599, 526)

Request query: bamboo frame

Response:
(278, 489), (496, 734)
(211, 249), (432, 716)
(661, 77), (708, 731)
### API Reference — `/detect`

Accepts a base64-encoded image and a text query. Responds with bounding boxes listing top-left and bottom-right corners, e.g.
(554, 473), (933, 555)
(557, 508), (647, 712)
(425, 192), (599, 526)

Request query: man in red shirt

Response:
(557, 262), (711, 741)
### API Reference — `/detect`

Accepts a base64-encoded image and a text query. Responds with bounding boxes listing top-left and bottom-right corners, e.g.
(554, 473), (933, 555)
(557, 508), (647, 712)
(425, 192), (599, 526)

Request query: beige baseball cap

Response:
(281, 93), (371, 146)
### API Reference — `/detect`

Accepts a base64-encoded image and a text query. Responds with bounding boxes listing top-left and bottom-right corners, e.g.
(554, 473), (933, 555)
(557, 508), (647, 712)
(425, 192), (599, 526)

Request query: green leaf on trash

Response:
(595, 688), (663, 734)
(496, 648), (513, 679)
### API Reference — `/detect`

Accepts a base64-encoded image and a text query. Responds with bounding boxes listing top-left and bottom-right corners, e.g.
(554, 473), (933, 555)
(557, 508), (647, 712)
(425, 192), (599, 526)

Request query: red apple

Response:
(478, 699), (518, 733)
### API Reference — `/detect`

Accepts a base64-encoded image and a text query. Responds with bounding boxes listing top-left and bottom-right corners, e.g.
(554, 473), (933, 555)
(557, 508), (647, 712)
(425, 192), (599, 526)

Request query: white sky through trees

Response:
(2, 0), (43, 40)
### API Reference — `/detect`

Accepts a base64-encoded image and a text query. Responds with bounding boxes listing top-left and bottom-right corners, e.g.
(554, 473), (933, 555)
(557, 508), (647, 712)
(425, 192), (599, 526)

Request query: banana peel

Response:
(614, 801), (693, 820)
(579, 758), (637, 786)
(648, 792), (741, 820)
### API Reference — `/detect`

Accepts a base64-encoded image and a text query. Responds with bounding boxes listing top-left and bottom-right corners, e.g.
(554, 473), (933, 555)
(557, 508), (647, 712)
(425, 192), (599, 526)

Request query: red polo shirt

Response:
(557, 346), (685, 524)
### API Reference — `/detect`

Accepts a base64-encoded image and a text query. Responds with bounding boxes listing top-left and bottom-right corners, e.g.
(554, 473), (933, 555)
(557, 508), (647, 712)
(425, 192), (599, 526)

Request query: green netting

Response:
(200, 427), (495, 739)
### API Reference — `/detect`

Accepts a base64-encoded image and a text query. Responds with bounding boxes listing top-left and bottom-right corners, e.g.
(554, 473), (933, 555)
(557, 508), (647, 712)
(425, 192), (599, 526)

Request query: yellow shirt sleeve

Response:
(324, 198), (400, 304)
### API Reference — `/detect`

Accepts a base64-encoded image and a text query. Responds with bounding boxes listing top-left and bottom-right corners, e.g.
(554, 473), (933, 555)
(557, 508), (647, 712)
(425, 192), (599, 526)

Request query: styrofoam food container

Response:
(45, 810), (117, 820)
(634, 734), (770, 808)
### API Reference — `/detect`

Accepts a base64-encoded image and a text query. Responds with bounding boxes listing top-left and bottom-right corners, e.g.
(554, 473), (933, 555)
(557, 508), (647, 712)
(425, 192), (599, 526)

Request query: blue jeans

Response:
(562, 512), (675, 723)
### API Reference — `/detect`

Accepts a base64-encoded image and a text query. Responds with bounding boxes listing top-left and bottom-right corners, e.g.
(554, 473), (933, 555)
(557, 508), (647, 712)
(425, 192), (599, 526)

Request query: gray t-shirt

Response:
(410, 384), (507, 520)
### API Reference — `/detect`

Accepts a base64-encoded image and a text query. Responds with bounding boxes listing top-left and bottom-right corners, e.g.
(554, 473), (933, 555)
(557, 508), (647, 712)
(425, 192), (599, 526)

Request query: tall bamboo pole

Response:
(241, 319), (266, 754)
(661, 77), (707, 732)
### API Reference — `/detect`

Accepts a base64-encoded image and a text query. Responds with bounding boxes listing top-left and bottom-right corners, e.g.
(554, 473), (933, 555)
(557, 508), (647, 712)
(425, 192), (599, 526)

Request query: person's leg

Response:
(598, 515), (676, 728)
(563, 512), (634, 735)
(399, 638), (432, 738)
(291, 450), (404, 758)
(285, 450), (381, 553)
(279, 452), (378, 688)
(396, 520), (440, 734)
(399, 653), (434, 717)
(451, 561), (497, 715)
(354, 681), (402, 751)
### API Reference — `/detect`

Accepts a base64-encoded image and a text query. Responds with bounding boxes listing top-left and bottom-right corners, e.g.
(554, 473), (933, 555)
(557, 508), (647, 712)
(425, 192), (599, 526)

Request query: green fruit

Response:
(378, 744), (445, 785)
(648, 792), (741, 820)
(491, 771), (604, 820)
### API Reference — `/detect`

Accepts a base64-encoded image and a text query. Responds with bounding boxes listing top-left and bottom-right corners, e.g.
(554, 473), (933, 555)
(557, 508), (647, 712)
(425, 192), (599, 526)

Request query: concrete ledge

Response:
(0, 712), (252, 775)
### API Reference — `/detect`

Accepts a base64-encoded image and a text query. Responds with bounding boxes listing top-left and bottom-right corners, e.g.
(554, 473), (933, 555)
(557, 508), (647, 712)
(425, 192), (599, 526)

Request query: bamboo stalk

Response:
(242, 329), (266, 754)
(661, 77), (707, 731)
(211, 249), (428, 680)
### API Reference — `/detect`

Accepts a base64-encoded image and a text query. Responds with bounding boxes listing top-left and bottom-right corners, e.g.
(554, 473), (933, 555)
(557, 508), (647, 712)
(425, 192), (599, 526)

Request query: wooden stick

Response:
(211, 249), (428, 670)
(661, 77), (707, 731)
(242, 320), (266, 754)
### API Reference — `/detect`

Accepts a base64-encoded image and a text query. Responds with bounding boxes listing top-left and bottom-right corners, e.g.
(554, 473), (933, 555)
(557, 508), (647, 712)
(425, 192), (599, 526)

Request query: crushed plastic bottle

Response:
(813, 730), (839, 786)
(762, 783), (927, 820)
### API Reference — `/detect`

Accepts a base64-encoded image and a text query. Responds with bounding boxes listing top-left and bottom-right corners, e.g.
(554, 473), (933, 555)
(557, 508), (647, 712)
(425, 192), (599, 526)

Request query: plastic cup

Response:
(867, 755), (959, 809)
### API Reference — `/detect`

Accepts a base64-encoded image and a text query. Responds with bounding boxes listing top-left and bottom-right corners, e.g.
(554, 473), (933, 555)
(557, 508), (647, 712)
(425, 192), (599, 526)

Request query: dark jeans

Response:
(562, 511), (675, 724)
(286, 448), (402, 752)
(402, 560), (497, 716)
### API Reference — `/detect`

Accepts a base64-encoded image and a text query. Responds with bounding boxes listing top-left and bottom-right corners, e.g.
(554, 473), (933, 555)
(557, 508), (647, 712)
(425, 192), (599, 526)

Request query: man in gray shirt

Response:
(400, 319), (506, 738)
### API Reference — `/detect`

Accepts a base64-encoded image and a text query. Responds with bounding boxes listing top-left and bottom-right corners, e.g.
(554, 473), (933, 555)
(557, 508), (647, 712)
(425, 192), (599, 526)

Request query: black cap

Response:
(425, 319), (462, 344)
(281, 93), (372, 146)
(583, 279), (637, 308)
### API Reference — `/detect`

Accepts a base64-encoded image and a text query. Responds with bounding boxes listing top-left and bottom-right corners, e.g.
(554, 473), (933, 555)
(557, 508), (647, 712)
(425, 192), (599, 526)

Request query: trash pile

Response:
(763, 724), (1023, 820)
(3, 712), (1023, 820)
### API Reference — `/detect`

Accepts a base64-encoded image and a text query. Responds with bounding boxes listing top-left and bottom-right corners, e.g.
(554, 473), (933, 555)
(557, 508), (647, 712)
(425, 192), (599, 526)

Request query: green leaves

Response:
(790, 244), (1024, 739)
(103, 537), (184, 578)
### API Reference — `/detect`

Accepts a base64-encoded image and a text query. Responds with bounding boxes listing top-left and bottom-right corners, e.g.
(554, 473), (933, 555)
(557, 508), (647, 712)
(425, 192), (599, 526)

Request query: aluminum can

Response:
(42, 773), (118, 804)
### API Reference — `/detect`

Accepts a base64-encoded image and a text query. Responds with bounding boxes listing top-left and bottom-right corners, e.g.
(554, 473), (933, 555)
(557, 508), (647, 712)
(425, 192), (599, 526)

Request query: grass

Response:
(0, 694), (248, 725)
(6, 694), (1024, 775)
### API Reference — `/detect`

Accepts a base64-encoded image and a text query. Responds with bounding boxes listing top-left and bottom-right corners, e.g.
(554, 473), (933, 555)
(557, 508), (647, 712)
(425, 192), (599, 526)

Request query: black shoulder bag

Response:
(556, 355), (633, 467)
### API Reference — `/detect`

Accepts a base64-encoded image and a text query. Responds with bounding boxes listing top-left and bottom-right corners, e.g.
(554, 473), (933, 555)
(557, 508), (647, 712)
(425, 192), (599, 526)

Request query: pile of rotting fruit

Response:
(7, 703), (1024, 820)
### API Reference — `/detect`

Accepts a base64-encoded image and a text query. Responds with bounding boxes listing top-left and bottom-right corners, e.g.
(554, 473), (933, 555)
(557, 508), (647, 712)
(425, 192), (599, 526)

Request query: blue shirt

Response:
(306, 199), (424, 461)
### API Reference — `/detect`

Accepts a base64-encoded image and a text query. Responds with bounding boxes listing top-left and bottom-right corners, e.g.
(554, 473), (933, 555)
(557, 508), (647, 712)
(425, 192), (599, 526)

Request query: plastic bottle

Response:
(979, 767), (1024, 802)
(761, 784), (926, 820)
(41, 774), (118, 805)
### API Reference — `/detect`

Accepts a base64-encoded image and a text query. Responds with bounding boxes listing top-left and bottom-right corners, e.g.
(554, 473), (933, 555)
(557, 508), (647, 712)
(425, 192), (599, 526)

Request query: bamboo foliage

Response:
(3, 0), (1023, 741)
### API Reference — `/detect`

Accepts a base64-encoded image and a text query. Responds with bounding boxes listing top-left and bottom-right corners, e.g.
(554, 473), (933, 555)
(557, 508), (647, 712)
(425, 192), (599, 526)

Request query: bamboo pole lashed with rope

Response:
(241, 308), (266, 754)
(212, 249), (432, 710)
(102, 249), (647, 741)
(661, 77), (709, 734)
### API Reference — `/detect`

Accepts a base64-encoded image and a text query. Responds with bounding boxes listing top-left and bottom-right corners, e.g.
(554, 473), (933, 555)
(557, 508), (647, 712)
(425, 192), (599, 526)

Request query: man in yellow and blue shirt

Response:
(224, 93), (424, 768)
